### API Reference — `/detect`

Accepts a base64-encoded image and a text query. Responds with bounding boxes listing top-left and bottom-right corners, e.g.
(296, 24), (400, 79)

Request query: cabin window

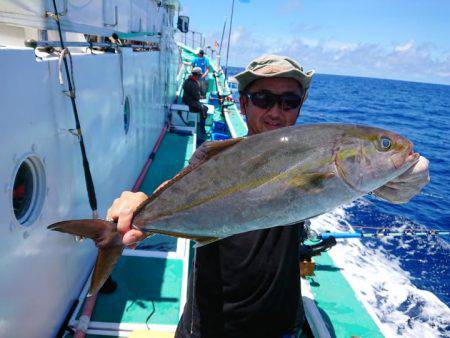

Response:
(12, 157), (46, 226)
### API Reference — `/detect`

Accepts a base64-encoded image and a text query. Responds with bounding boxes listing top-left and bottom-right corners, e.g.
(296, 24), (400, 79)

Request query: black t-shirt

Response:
(176, 222), (304, 338)
(182, 76), (203, 113)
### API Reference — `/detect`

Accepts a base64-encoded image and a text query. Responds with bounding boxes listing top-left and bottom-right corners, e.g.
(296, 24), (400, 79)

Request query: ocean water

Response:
(227, 68), (450, 336)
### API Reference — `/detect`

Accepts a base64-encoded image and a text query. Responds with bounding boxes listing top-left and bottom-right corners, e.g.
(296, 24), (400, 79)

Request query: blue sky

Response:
(179, 0), (450, 85)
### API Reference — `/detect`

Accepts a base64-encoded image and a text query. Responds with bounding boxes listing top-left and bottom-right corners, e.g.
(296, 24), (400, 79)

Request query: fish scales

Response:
(48, 123), (419, 296)
(133, 124), (406, 238)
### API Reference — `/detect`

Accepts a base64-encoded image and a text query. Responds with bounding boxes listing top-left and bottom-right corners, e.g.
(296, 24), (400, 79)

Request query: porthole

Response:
(12, 156), (46, 226)
(124, 96), (131, 134)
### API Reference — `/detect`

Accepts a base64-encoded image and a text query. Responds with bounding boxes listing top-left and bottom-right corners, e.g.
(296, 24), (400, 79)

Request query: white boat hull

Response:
(0, 43), (178, 337)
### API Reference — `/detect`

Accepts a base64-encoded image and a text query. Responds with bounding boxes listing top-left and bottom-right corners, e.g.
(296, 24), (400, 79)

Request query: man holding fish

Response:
(51, 55), (429, 337)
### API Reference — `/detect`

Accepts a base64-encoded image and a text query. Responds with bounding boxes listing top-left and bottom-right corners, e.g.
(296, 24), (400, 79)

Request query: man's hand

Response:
(106, 191), (148, 249)
(373, 156), (430, 204)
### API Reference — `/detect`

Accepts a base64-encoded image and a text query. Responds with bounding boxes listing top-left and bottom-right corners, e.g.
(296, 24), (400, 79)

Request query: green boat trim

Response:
(68, 43), (388, 338)
(304, 252), (384, 338)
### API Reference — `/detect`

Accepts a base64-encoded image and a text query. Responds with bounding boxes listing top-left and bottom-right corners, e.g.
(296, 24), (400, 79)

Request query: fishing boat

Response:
(2, 1), (448, 338)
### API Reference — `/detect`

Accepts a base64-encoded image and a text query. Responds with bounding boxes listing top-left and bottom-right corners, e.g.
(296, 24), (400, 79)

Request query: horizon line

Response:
(225, 66), (450, 87)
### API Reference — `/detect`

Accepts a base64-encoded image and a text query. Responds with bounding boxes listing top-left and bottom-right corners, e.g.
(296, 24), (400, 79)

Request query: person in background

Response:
(182, 67), (208, 141)
(101, 55), (430, 337)
(191, 49), (211, 96)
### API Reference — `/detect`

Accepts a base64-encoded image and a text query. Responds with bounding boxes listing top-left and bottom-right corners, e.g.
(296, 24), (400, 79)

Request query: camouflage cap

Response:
(235, 54), (314, 92)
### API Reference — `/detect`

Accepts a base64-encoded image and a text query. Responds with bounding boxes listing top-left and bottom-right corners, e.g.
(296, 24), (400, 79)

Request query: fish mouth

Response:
(408, 143), (420, 162)
(404, 152), (420, 168)
(392, 143), (420, 170)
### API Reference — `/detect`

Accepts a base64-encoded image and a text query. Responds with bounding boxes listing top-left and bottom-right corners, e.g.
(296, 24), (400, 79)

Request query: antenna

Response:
(224, 0), (235, 79)
(218, 18), (227, 66)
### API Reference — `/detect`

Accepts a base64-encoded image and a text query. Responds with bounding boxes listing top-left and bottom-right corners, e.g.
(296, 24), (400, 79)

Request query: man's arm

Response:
(201, 68), (210, 79)
(372, 155), (429, 203)
(201, 59), (211, 79)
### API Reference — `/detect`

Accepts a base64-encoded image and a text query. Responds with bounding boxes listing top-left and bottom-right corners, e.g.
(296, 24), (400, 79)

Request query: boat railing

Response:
(174, 30), (205, 50)
(24, 38), (160, 52)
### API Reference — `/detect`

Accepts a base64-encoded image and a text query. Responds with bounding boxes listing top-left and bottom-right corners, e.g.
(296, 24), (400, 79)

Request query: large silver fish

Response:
(48, 123), (420, 295)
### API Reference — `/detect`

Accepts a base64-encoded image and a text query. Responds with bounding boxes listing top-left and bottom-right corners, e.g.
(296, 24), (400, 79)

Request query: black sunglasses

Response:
(245, 90), (304, 110)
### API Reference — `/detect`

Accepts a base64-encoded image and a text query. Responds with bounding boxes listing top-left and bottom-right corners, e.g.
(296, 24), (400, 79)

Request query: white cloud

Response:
(394, 40), (414, 53)
(230, 26), (245, 45)
(323, 40), (358, 52)
(300, 37), (319, 48)
(216, 28), (450, 85)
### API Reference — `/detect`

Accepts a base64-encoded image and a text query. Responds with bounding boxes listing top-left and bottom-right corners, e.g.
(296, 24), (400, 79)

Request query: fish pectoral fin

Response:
(88, 245), (124, 297)
(145, 228), (220, 247)
(289, 172), (336, 191)
(193, 236), (220, 248)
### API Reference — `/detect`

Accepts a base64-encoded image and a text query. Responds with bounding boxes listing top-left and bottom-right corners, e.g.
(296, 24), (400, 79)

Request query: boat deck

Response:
(71, 132), (195, 337)
(305, 253), (384, 337)
(93, 132), (195, 326)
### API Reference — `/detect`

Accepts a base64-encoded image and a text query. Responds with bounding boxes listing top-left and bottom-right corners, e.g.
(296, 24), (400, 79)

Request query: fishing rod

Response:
(212, 73), (225, 117)
(47, 0), (98, 218)
(319, 229), (449, 240)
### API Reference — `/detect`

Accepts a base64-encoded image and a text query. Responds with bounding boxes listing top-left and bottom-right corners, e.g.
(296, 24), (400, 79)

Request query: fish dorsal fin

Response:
(136, 137), (245, 211)
(192, 137), (245, 163)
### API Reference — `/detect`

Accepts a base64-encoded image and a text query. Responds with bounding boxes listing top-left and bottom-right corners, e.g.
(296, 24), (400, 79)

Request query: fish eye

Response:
(379, 136), (392, 151)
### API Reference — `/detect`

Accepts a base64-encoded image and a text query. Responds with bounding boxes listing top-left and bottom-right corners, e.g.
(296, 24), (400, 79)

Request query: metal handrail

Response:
(174, 30), (205, 49)
(24, 39), (159, 51)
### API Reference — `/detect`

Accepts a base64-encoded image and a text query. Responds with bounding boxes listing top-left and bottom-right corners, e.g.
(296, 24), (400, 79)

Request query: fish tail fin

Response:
(47, 219), (116, 239)
(48, 219), (125, 296)
(88, 245), (124, 296)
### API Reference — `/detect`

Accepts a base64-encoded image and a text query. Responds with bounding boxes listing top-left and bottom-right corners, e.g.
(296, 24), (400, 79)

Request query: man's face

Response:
(239, 77), (304, 135)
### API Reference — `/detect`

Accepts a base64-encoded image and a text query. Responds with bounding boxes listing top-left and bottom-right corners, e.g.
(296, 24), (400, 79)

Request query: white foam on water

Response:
(310, 202), (450, 337)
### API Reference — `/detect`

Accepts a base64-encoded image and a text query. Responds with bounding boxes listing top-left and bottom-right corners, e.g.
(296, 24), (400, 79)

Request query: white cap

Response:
(192, 67), (202, 75)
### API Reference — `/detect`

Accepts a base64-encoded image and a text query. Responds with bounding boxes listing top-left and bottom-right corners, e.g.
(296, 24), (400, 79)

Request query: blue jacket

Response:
(191, 56), (211, 74)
